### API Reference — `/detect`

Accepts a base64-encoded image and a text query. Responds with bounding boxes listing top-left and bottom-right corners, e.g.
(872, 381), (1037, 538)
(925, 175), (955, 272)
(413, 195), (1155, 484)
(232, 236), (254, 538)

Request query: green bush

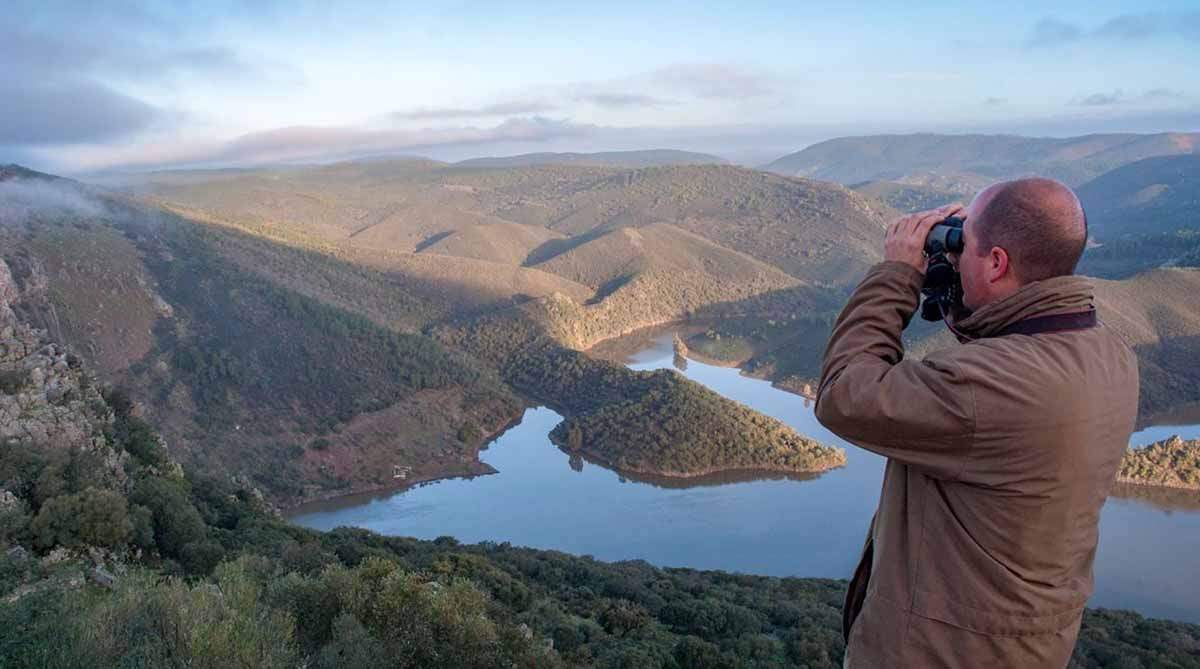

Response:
(29, 488), (132, 550)
(129, 476), (206, 559)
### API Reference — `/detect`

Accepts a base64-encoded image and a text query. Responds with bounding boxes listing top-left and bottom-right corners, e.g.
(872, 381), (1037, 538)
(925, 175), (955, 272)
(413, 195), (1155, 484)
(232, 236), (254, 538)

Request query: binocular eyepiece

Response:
(920, 216), (965, 322)
(925, 216), (965, 256)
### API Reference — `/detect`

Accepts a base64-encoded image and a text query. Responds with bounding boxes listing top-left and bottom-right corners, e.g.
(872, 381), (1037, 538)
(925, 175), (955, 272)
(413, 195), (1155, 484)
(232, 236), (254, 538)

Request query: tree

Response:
(130, 476), (205, 558)
(29, 488), (131, 550)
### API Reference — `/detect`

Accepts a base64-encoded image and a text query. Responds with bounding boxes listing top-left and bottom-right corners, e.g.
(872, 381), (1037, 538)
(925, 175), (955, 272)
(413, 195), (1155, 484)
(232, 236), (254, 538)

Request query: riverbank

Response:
(1117, 435), (1200, 492)
(282, 406), (529, 514)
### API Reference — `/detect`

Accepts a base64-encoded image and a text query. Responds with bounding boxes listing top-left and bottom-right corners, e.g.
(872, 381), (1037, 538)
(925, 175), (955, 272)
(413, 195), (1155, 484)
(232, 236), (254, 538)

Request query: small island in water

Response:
(1118, 436), (1200, 491)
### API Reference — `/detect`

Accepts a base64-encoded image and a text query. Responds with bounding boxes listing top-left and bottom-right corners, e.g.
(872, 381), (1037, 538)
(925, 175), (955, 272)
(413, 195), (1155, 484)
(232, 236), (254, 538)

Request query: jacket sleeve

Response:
(815, 261), (976, 480)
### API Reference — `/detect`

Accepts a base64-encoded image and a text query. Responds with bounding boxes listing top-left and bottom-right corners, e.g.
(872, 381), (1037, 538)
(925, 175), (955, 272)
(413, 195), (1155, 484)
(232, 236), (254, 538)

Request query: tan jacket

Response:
(816, 262), (1139, 668)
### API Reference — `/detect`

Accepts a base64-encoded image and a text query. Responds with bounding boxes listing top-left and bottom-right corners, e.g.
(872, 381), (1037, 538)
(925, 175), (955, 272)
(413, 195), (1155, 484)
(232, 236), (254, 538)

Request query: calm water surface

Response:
(290, 334), (1200, 623)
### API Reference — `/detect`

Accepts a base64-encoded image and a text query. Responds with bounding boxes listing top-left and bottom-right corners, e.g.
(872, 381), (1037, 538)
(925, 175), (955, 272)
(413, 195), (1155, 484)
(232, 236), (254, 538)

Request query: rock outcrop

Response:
(1118, 435), (1200, 491)
(0, 259), (124, 484)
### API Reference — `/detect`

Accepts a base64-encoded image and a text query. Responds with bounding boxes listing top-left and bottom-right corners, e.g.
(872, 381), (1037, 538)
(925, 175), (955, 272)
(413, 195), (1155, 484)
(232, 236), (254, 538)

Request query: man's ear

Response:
(988, 246), (1010, 284)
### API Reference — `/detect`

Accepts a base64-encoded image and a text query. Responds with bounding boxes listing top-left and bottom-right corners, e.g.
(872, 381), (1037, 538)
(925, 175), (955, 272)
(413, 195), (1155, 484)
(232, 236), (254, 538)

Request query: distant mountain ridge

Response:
(453, 149), (727, 169)
(764, 132), (1200, 188)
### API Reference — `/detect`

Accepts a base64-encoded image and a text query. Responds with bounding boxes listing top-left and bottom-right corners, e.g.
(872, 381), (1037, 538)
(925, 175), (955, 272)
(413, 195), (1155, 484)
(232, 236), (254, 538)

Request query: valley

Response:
(3, 130), (1200, 666)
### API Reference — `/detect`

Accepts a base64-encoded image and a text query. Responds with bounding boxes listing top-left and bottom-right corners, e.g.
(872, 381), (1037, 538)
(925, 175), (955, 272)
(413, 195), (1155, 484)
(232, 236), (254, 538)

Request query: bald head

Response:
(970, 178), (1088, 284)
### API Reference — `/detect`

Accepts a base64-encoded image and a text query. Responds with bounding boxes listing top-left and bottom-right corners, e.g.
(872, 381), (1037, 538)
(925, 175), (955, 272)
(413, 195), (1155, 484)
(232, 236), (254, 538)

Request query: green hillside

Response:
(3, 165), (852, 505)
(850, 180), (962, 214)
(764, 132), (1199, 188)
(1077, 154), (1200, 239)
(454, 149), (728, 169)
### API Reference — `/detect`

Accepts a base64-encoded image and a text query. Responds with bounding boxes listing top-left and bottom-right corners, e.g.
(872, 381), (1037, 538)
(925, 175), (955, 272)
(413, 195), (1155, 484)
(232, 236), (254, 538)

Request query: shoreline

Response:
(284, 326), (839, 515)
(561, 445), (846, 481)
(1113, 476), (1200, 493)
(282, 407), (529, 515)
(283, 462), (499, 517)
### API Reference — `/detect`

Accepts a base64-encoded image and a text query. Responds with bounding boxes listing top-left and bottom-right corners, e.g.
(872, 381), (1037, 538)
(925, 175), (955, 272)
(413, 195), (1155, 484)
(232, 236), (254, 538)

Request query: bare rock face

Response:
(0, 259), (124, 484)
(0, 260), (17, 309)
(0, 260), (20, 339)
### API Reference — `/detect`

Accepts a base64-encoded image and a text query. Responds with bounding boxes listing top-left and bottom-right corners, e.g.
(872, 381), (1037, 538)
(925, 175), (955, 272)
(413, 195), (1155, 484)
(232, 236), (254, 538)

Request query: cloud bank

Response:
(67, 117), (594, 172)
(1026, 12), (1200, 48)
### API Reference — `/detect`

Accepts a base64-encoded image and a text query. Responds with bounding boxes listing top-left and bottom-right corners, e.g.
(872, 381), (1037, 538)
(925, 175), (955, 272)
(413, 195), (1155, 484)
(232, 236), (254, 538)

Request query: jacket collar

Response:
(953, 275), (1095, 341)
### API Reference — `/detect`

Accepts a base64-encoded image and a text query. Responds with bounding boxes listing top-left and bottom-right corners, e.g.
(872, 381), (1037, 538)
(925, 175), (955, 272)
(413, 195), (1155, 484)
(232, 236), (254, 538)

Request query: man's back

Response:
(817, 262), (1139, 667)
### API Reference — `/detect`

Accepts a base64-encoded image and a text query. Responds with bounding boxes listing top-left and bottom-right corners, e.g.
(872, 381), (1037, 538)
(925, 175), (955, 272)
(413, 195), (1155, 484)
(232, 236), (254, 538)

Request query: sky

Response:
(3, 0), (1198, 173)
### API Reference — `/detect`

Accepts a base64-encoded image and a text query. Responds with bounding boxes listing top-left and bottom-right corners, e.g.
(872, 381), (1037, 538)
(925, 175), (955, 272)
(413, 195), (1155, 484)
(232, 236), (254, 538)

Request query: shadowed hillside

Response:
(765, 132), (1200, 188)
(1077, 154), (1200, 239)
(904, 268), (1200, 422)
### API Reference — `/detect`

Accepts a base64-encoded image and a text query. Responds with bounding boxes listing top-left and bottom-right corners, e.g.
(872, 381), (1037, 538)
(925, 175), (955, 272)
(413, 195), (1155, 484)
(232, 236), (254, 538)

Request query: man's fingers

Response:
(909, 203), (965, 235)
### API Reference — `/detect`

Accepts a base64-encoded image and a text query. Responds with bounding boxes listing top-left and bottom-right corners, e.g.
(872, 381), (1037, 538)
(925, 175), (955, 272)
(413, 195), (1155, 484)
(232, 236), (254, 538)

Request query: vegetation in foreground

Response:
(2, 400), (1197, 668)
(1, 257), (1197, 668)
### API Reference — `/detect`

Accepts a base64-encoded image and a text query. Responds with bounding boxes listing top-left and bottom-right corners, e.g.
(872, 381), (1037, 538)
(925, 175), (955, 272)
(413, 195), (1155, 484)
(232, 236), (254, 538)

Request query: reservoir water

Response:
(290, 333), (1200, 623)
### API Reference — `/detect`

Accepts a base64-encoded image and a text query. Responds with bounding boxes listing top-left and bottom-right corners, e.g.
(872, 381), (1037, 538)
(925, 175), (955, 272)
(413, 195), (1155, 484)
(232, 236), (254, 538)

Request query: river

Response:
(290, 333), (1200, 623)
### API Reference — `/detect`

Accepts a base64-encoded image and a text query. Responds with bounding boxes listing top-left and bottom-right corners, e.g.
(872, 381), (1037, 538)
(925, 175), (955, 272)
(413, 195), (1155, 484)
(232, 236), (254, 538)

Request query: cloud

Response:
(651, 63), (774, 99)
(63, 117), (593, 171)
(1142, 88), (1186, 101)
(0, 12), (301, 149)
(0, 79), (161, 144)
(1069, 89), (1188, 107)
(982, 97), (1008, 106)
(0, 179), (108, 225)
(1025, 19), (1083, 48)
(573, 93), (671, 109)
(390, 100), (557, 121)
(1074, 91), (1125, 107)
(1026, 12), (1200, 48)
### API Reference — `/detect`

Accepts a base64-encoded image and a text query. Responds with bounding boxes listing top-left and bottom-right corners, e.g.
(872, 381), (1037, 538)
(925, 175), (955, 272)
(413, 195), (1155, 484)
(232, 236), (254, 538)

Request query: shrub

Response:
(29, 488), (132, 550)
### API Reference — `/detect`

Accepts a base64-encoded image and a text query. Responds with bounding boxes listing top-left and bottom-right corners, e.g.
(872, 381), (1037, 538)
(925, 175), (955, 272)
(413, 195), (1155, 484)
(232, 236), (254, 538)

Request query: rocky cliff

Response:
(0, 259), (124, 482)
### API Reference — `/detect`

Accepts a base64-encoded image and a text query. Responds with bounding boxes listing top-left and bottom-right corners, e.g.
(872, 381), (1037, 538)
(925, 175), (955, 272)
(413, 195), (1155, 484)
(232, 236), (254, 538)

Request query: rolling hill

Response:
(2, 163), (855, 505)
(108, 161), (890, 286)
(764, 132), (1200, 188)
(1076, 154), (1200, 239)
(454, 149), (727, 168)
(850, 180), (963, 214)
(418, 221), (567, 265)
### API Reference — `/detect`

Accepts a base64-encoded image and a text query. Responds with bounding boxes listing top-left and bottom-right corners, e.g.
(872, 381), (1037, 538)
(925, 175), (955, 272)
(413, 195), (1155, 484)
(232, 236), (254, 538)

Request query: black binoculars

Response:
(920, 216), (965, 322)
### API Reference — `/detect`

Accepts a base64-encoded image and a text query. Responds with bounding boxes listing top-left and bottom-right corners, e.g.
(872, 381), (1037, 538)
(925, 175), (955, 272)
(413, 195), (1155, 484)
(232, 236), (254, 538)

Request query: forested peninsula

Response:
(437, 314), (846, 479)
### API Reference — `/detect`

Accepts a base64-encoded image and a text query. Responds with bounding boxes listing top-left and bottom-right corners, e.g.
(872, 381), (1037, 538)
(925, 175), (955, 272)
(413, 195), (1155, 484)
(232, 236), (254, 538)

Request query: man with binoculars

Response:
(816, 178), (1139, 668)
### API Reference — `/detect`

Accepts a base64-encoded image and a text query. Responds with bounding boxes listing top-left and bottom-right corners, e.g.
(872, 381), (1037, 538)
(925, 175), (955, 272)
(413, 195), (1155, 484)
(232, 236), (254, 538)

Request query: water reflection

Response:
(573, 449), (825, 489)
(1109, 482), (1200, 512)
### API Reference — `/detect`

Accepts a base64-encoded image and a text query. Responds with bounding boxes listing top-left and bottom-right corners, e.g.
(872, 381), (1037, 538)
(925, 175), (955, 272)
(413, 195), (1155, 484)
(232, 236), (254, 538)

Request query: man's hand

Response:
(884, 204), (965, 274)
